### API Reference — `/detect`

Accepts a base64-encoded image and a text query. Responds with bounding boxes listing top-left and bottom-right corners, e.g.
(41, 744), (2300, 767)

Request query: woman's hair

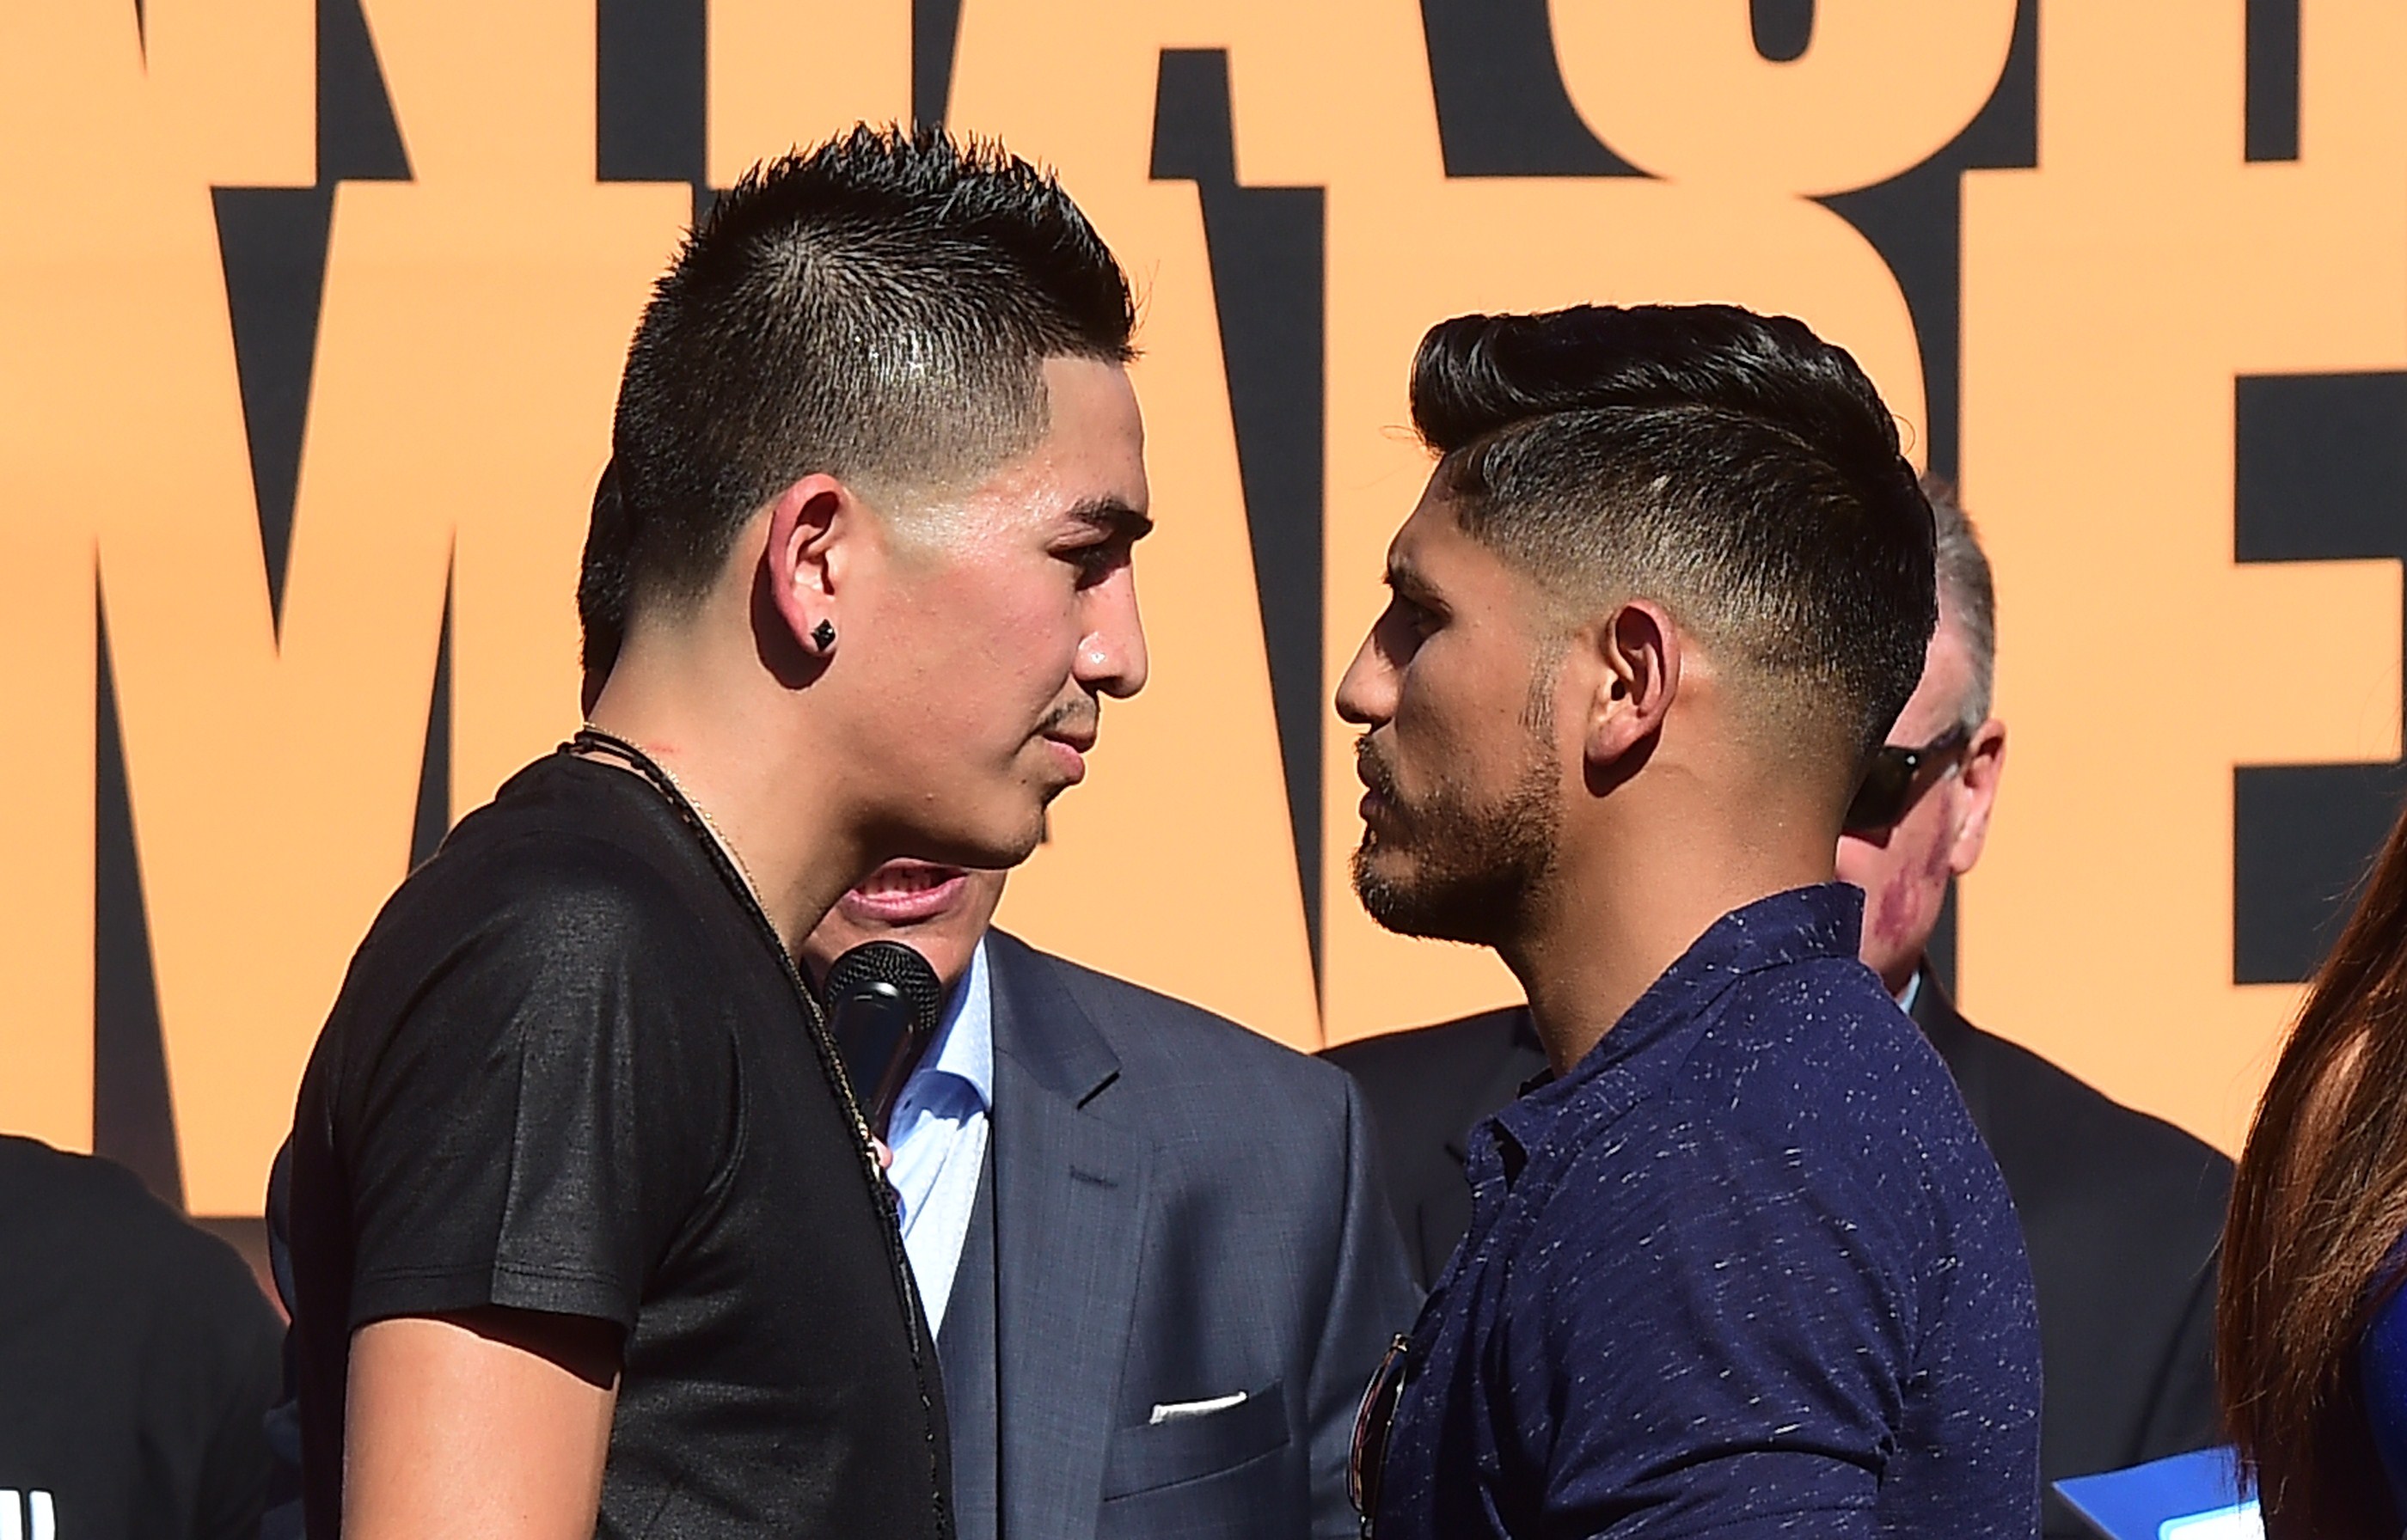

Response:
(2222, 798), (2407, 1537)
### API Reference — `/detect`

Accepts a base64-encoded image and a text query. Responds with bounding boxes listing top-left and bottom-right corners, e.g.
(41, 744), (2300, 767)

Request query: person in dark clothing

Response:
(0, 1135), (282, 1540)
(1332, 304), (2039, 1538)
(1329, 486), (2226, 1537)
(1843, 487), (2226, 1517)
(799, 865), (1418, 1540)
(286, 126), (1150, 1540)
(1324, 1009), (1546, 1289)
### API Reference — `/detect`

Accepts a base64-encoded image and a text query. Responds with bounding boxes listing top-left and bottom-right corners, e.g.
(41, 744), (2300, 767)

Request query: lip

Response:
(1354, 751), (1393, 823)
(838, 860), (970, 925)
(1040, 734), (1091, 785)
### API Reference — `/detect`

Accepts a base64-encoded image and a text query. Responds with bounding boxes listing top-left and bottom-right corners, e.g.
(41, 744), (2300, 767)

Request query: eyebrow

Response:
(1069, 497), (1154, 543)
(1385, 554), (1437, 603)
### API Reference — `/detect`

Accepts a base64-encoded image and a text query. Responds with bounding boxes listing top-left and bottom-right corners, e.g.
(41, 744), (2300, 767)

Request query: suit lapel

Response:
(938, 1151), (1000, 1540)
(985, 932), (1151, 1540)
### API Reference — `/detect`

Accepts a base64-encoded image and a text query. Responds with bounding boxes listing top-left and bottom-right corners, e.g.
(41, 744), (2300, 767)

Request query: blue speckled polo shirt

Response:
(1373, 883), (2040, 1539)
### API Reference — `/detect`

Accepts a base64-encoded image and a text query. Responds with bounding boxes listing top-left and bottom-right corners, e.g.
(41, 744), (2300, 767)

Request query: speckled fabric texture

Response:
(1372, 883), (2041, 1539)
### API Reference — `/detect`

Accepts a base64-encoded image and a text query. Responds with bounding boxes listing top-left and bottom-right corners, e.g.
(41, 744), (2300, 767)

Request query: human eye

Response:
(1375, 592), (1439, 659)
(1380, 564), (1445, 638)
(1063, 535), (1131, 587)
(1388, 590), (1442, 638)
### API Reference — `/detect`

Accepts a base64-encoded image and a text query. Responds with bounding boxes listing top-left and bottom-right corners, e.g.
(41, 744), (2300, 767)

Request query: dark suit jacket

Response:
(1318, 1010), (1545, 1290)
(1326, 980), (2232, 1538)
(1910, 976), (2231, 1532)
(952, 932), (1420, 1540)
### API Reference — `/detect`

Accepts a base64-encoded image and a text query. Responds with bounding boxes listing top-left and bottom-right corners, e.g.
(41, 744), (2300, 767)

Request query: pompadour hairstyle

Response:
(591, 125), (1136, 660)
(1409, 303), (1938, 761)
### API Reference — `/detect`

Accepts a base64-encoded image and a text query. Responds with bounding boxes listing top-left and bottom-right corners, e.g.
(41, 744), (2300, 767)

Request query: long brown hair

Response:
(2222, 799), (2407, 1538)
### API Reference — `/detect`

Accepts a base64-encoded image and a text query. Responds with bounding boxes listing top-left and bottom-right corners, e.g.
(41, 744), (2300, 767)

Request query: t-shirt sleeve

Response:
(1498, 1126), (1915, 1538)
(337, 856), (734, 1334)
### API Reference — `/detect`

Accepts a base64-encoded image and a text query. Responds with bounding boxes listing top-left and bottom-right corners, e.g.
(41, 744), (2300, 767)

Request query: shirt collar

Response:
(922, 934), (995, 1111)
(886, 934), (998, 1130)
(1491, 883), (1864, 1152)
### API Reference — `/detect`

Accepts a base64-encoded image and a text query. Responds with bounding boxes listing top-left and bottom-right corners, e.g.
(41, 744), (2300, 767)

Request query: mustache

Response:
(1039, 697), (1099, 739)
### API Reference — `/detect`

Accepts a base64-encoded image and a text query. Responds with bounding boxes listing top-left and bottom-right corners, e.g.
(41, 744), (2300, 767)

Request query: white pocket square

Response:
(1148, 1390), (1247, 1425)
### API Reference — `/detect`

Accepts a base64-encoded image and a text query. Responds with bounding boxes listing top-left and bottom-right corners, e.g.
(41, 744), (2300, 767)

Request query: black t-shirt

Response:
(288, 752), (950, 1539)
(0, 1137), (283, 1540)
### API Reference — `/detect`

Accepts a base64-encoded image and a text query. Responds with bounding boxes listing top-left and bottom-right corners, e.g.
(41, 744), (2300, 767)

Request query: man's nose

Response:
(1077, 576), (1148, 699)
(1334, 626), (1393, 728)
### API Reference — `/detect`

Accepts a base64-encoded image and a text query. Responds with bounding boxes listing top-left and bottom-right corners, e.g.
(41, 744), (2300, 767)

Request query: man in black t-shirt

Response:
(0, 1135), (282, 1540)
(287, 127), (1149, 1539)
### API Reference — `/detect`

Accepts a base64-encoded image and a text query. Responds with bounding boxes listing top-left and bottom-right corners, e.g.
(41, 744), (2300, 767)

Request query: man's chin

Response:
(934, 804), (1050, 875)
(1351, 846), (1497, 947)
(877, 775), (1057, 871)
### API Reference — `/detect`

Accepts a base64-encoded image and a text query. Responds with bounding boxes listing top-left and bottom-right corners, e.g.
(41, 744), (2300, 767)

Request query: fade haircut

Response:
(597, 125), (1136, 652)
(579, 461), (630, 678)
(1409, 303), (1937, 763)
(1920, 476), (1997, 725)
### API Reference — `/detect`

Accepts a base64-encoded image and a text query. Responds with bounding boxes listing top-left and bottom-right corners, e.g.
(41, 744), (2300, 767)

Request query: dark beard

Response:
(1350, 743), (1559, 948)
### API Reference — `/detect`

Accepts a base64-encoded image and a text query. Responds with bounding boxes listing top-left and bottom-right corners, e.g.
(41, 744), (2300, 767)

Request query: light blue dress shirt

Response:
(885, 936), (994, 1337)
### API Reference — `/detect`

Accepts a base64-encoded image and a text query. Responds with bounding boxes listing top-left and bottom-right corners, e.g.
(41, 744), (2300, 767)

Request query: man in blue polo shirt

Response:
(1337, 303), (2041, 1538)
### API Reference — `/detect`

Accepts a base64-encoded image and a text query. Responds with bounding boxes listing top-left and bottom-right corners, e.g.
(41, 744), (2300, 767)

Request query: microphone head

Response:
(822, 939), (946, 1041)
(820, 940), (946, 1140)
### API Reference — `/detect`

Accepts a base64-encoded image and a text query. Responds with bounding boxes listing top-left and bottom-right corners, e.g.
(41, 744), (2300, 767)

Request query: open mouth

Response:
(838, 859), (970, 926)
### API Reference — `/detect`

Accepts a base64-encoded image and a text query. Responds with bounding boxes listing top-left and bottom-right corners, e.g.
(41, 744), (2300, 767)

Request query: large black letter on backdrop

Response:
(95, 606), (179, 1207)
(1149, 49), (1330, 974)
(1417, 0), (1638, 176)
(2233, 372), (2407, 983)
(2246, 0), (2302, 163)
(119, 0), (418, 1207)
(216, 0), (410, 628)
(1818, 3), (2036, 988)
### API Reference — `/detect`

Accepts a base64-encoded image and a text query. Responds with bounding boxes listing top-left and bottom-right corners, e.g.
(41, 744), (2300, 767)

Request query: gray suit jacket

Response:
(950, 931), (1420, 1540)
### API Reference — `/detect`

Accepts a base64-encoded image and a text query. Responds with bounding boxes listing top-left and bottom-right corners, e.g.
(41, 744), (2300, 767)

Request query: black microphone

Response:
(821, 940), (946, 1141)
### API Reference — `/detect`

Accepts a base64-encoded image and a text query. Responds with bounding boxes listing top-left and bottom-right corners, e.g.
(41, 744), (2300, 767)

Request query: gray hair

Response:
(1921, 475), (1996, 724)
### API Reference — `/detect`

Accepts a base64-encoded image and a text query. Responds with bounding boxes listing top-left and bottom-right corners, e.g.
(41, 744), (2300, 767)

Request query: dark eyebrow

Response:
(1068, 497), (1154, 543)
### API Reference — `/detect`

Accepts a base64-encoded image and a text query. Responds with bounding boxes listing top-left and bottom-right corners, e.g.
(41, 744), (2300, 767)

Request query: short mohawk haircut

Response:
(593, 125), (1136, 657)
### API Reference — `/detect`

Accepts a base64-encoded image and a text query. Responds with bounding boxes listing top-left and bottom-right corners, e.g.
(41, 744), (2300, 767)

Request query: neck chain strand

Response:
(565, 725), (823, 1044)
(562, 725), (952, 1537)
(573, 725), (768, 914)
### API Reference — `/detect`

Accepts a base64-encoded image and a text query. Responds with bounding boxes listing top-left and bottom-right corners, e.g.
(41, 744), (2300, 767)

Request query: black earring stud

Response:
(812, 620), (836, 652)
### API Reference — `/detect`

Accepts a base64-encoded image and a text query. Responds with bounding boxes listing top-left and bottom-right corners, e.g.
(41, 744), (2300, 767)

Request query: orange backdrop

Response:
(2, 0), (2398, 1216)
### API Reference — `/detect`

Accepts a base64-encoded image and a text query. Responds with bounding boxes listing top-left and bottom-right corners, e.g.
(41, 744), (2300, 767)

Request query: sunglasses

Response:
(1349, 1334), (1413, 1537)
(1843, 722), (1973, 836)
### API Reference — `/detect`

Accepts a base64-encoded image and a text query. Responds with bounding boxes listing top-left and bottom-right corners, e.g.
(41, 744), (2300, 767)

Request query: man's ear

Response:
(762, 474), (852, 654)
(1947, 718), (2007, 877)
(1584, 600), (1680, 773)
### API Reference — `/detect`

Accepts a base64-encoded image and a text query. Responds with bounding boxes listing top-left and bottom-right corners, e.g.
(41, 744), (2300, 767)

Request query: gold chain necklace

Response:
(560, 725), (950, 1516)
(571, 724), (770, 915)
(564, 724), (883, 1151)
